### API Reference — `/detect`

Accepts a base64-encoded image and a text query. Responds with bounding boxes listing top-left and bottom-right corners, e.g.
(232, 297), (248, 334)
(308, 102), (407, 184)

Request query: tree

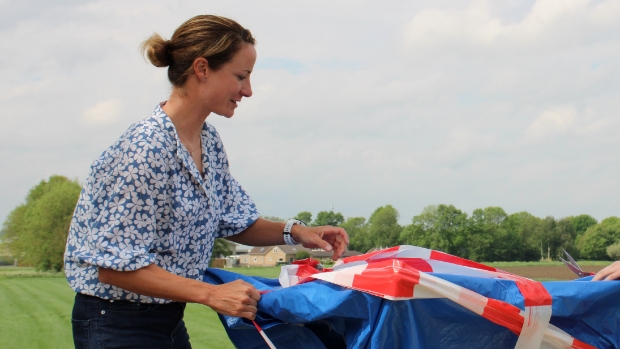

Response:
(555, 217), (578, 258)
(293, 211), (312, 225)
(1, 175), (82, 271)
(467, 207), (508, 262)
(313, 211), (344, 227)
(409, 204), (469, 256)
(579, 217), (620, 260)
(502, 212), (542, 261)
(607, 242), (620, 261)
(399, 224), (425, 248)
(295, 251), (310, 260)
(212, 238), (232, 258)
(368, 205), (402, 248)
(569, 214), (598, 237)
(340, 217), (370, 252)
(262, 215), (285, 222)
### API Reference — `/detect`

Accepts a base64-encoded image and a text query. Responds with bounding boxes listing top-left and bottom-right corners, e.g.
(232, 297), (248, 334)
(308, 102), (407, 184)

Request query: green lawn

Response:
(228, 266), (280, 278)
(0, 267), (282, 349)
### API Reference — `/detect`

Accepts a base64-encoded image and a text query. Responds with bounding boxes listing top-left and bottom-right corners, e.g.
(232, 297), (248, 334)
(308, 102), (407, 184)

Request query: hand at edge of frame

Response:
(593, 261), (620, 281)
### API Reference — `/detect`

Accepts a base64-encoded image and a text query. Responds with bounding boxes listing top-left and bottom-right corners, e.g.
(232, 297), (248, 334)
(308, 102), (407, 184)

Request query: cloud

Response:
(82, 99), (123, 126)
(525, 105), (612, 143)
(404, 0), (620, 54)
(526, 105), (577, 141)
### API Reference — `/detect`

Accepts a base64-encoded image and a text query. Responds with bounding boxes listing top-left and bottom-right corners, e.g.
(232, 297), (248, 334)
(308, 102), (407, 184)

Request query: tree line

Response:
(284, 205), (619, 262)
(1, 175), (619, 271)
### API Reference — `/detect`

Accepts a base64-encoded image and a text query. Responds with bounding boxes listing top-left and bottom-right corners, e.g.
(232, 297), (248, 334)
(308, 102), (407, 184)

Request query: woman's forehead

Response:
(229, 44), (256, 70)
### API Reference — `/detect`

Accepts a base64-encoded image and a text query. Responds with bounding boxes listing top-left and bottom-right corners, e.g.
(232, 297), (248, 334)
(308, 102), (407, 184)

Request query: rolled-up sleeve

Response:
(217, 174), (260, 238)
(73, 142), (159, 272)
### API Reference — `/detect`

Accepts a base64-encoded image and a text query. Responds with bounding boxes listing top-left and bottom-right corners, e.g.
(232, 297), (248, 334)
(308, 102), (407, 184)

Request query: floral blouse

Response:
(64, 104), (259, 303)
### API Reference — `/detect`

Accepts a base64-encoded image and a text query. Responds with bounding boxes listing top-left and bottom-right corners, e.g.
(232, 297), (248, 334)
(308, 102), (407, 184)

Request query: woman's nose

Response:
(241, 79), (252, 98)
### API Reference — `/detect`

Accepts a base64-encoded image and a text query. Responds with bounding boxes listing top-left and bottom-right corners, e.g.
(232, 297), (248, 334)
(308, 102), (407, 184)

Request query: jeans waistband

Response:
(75, 293), (183, 307)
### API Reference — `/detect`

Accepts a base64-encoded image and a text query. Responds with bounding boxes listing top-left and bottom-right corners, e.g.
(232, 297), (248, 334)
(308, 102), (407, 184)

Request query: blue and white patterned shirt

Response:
(64, 104), (259, 303)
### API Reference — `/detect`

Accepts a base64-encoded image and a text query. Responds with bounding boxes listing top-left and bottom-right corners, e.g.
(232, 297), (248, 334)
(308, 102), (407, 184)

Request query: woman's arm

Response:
(98, 264), (261, 319)
(226, 218), (350, 260)
(98, 218), (349, 319)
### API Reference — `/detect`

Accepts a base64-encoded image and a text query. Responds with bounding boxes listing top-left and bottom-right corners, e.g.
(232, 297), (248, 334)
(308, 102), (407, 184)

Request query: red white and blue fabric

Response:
(205, 245), (620, 349)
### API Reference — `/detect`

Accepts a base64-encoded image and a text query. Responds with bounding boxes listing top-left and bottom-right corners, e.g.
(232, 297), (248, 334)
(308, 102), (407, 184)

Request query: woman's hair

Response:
(140, 15), (255, 87)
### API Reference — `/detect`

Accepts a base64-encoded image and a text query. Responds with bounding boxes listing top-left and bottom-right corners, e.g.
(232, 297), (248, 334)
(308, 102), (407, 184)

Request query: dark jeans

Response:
(71, 293), (192, 349)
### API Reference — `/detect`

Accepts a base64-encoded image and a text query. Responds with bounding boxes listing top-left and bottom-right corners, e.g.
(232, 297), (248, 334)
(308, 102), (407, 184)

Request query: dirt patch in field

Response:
(498, 265), (606, 280)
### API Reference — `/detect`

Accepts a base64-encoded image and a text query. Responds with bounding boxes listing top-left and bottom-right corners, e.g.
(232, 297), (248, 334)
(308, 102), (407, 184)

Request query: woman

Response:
(64, 15), (349, 349)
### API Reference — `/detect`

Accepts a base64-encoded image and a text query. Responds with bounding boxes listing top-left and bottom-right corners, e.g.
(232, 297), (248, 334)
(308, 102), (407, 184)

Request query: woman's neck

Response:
(163, 89), (210, 141)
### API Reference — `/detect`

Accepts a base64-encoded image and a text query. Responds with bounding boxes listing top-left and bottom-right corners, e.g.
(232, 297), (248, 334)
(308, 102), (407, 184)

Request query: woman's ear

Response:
(192, 57), (209, 81)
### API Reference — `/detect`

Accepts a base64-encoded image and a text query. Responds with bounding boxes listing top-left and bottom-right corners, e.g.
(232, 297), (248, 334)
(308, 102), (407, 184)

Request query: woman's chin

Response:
(214, 110), (235, 118)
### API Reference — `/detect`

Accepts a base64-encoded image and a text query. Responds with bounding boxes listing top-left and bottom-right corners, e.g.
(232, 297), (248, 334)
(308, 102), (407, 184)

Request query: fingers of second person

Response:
(603, 270), (620, 281)
(593, 266), (608, 281)
(594, 262), (620, 281)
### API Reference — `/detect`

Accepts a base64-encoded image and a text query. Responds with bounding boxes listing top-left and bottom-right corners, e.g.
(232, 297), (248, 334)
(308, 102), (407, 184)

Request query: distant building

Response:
(239, 245), (362, 267)
(242, 245), (305, 267)
(222, 240), (253, 256)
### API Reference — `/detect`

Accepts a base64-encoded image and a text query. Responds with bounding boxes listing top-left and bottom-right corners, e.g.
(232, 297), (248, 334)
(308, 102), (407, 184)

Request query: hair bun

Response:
(141, 33), (172, 68)
(140, 15), (256, 87)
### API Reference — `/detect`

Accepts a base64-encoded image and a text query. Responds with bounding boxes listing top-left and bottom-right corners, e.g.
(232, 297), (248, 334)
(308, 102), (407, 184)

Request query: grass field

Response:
(0, 262), (609, 348)
(0, 267), (281, 349)
(487, 261), (608, 281)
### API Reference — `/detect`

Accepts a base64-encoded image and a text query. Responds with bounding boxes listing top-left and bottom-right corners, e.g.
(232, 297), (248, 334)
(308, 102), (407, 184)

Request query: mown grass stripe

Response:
(0, 278), (74, 348)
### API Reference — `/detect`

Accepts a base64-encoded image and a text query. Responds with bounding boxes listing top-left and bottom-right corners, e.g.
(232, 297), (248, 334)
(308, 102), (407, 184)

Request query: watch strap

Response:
(283, 219), (306, 245)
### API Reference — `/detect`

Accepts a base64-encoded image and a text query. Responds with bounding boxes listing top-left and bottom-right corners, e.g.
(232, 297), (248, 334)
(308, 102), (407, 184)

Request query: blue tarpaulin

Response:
(204, 268), (620, 349)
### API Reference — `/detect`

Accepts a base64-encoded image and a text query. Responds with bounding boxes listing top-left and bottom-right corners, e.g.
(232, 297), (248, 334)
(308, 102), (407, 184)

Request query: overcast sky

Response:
(1, 0), (619, 225)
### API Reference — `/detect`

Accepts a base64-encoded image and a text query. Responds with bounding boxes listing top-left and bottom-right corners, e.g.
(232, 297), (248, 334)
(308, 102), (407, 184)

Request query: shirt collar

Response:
(152, 102), (210, 189)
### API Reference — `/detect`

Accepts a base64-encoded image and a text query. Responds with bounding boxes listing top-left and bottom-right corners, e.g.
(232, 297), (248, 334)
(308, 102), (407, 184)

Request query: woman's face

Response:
(203, 43), (257, 118)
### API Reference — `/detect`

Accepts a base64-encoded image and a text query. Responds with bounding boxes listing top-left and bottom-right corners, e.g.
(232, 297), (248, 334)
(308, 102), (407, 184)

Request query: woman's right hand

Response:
(98, 264), (262, 319)
(204, 279), (261, 319)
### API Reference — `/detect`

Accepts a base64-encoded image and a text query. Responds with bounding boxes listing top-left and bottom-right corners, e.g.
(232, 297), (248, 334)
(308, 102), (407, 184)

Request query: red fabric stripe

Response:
(493, 272), (553, 307)
(295, 265), (314, 277)
(351, 259), (422, 298)
(571, 338), (598, 349)
(430, 250), (497, 272)
(481, 298), (524, 335)
(342, 246), (400, 263)
(512, 279), (553, 307)
(365, 258), (434, 273)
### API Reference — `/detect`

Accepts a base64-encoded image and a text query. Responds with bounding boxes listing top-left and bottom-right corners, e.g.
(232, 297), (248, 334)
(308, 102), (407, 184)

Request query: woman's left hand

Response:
(291, 225), (349, 260)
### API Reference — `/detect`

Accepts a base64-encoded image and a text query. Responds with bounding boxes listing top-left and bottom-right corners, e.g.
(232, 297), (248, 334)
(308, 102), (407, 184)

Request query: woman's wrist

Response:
(290, 224), (305, 244)
(194, 282), (217, 305)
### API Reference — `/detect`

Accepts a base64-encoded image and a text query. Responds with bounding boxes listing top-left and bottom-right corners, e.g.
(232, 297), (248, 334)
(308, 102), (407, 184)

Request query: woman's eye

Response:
(237, 75), (247, 81)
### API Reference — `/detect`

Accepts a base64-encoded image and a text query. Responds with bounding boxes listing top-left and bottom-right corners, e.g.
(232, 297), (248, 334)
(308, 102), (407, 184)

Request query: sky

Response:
(1, 0), (619, 225)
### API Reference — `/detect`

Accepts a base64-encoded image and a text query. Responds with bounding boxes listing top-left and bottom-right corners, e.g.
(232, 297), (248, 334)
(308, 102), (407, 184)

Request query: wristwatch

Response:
(283, 219), (306, 245)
